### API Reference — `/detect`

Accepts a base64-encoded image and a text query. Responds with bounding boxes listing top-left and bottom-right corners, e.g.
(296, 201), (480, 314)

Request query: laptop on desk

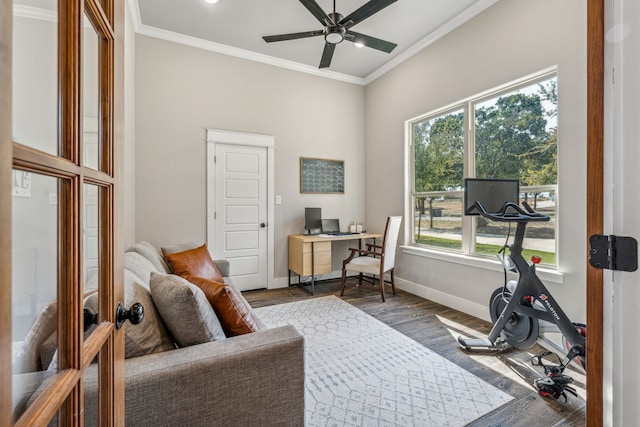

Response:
(321, 219), (359, 236)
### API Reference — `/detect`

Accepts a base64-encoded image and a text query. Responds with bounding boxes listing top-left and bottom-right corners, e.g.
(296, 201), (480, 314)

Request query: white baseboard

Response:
(395, 278), (491, 322)
(271, 273), (490, 323)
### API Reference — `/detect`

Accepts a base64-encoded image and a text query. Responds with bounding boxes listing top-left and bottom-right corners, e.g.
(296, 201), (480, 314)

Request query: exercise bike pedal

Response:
(457, 336), (509, 351)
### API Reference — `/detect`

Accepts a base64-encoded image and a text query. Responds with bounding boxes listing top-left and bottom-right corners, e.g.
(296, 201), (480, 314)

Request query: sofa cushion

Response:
(149, 273), (226, 346)
(124, 251), (158, 285)
(163, 244), (225, 283)
(85, 270), (175, 358)
(185, 276), (265, 337)
(127, 241), (170, 274)
(12, 302), (58, 374)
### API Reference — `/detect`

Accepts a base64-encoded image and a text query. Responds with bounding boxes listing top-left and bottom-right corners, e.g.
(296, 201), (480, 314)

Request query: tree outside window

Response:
(411, 73), (558, 265)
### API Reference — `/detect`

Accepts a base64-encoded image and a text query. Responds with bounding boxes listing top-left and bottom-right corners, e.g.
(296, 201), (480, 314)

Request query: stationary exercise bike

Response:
(457, 199), (586, 401)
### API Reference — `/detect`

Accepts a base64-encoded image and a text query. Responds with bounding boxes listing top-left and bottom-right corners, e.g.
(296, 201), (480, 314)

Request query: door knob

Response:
(260, 222), (266, 228)
(115, 302), (144, 329)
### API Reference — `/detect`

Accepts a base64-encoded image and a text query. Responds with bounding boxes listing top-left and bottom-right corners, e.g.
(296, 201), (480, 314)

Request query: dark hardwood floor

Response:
(244, 279), (586, 427)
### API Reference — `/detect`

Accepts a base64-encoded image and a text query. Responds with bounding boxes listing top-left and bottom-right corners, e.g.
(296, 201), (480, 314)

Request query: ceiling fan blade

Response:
(319, 42), (336, 68)
(299, 0), (334, 26)
(263, 30), (324, 43)
(346, 30), (397, 53)
(339, 0), (397, 29)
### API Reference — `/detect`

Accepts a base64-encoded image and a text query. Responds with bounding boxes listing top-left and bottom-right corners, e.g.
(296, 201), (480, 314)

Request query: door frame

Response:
(206, 129), (275, 289)
(587, 0), (605, 425)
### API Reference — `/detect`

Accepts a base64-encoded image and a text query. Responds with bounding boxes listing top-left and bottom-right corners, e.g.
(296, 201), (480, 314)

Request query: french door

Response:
(2, 0), (125, 425)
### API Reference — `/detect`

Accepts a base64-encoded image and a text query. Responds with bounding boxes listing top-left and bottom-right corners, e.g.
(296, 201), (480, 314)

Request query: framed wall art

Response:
(300, 157), (344, 194)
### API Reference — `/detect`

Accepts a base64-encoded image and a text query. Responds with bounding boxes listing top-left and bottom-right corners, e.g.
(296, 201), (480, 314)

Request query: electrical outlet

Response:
(275, 195), (282, 205)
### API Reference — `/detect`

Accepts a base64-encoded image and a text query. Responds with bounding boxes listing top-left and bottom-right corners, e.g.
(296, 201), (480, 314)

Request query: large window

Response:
(410, 71), (558, 266)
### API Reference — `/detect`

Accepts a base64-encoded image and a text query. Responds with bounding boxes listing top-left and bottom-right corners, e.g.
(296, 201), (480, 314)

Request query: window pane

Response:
(522, 189), (557, 265)
(12, 172), (58, 419)
(83, 17), (100, 170)
(474, 77), (558, 186)
(473, 189), (557, 264)
(84, 184), (100, 292)
(12, 2), (58, 155)
(414, 194), (463, 250)
(413, 109), (464, 192)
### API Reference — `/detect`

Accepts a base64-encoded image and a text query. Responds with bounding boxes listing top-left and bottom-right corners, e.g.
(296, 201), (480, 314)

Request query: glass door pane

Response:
(11, 171), (58, 421)
(83, 17), (100, 170)
(12, 1), (58, 155)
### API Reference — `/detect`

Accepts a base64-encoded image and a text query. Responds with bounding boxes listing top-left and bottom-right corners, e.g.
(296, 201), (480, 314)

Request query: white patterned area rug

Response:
(254, 295), (513, 427)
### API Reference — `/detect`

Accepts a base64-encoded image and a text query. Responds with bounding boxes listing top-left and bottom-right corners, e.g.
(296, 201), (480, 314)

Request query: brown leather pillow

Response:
(164, 244), (224, 283)
(185, 275), (261, 336)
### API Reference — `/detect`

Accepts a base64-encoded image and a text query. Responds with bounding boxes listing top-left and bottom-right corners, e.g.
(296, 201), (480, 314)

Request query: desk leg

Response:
(311, 241), (315, 295)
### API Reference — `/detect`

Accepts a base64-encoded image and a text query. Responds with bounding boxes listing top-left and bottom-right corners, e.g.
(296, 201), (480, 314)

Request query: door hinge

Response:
(589, 235), (638, 272)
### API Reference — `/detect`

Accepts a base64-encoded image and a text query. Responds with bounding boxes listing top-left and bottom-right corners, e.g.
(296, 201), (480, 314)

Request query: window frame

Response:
(406, 68), (559, 268)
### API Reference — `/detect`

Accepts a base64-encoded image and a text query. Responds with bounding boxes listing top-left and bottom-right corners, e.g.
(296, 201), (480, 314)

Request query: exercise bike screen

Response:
(464, 178), (520, 215)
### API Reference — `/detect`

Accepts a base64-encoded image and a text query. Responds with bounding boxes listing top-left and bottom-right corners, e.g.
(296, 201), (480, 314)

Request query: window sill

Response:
(400, 245), (564, 285)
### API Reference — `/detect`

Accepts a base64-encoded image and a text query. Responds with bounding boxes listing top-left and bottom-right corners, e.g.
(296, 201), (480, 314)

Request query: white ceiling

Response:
(131, 0), (499, 84)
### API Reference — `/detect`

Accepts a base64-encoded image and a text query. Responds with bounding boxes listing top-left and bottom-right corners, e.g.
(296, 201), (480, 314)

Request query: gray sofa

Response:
(13, 241), (305, 426)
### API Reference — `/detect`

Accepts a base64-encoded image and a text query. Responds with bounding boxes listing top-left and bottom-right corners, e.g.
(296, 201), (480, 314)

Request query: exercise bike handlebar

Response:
(471, 201), (550, 223)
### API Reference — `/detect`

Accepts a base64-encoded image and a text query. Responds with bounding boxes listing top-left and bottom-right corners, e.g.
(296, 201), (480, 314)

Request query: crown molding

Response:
(128, 0), (499, 86)
(13, 4), (57, 22)
(135, 23), (366, 85)
(126, 0), (142, 32)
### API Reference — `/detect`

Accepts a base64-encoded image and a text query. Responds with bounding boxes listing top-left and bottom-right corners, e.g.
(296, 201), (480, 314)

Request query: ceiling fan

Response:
(262, 0), (398, 69)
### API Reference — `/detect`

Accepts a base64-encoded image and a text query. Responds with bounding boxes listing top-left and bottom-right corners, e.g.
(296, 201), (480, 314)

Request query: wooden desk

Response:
(288, 233), (382, 294)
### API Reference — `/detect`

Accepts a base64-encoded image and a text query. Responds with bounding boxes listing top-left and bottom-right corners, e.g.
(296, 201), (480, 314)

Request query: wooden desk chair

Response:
(340, 216), (402, 302)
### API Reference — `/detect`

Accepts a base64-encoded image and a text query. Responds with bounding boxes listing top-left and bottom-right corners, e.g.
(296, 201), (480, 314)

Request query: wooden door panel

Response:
(4, 0), (124, 425)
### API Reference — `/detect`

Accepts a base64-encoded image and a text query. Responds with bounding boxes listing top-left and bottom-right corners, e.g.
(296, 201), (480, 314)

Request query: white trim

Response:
(206, 129), (276, 289)
(126, 0), (142, 32)
(206, 129), (274, 148)
(13, 5), (57, 22)
(401, 245), (565, 285)
(396, 277), (491, 322)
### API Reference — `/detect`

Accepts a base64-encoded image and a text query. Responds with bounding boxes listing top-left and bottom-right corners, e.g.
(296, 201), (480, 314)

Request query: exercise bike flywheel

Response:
(490, 287), (540, 349)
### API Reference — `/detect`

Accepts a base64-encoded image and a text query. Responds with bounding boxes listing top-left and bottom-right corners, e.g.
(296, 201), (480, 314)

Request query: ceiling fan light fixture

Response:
(324, 27), (345, 44)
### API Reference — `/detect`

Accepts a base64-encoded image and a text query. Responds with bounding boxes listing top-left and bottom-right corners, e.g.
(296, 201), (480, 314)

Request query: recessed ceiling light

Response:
(205, 0), (220, 4)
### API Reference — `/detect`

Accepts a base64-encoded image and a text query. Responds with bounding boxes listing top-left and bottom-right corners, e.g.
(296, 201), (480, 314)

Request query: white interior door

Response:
(213, 143), (268, 290)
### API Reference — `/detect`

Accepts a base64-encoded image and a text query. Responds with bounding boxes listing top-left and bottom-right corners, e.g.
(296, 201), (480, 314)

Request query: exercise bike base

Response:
(458, 336), (509, 351)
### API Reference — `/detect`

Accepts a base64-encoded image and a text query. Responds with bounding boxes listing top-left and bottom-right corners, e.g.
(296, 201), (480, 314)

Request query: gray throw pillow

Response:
(149, 272), (226, 347)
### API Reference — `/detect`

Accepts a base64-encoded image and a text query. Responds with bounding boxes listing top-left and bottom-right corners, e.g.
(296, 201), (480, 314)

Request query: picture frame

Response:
(300, 157), (344, 194)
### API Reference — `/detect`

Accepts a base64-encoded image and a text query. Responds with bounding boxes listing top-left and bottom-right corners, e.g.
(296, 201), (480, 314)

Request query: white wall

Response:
(364, 0), (587, 321)
(134, 35), (366, 279)
(124, 3), (136, 249)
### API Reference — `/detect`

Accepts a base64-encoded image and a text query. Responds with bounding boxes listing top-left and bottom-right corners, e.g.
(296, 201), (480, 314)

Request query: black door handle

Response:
(115, 302), (144, 329)
(260, 223), (266, 228)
